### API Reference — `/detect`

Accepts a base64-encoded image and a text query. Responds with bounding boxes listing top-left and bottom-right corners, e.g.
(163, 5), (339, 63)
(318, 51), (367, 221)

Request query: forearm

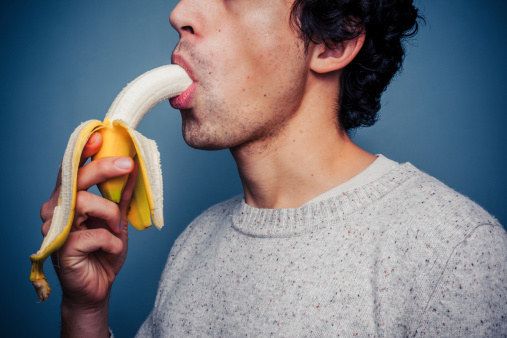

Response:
(61, 299), (110, 338)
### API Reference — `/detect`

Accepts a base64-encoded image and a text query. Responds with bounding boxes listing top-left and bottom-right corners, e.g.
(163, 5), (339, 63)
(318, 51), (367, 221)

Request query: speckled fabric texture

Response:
(134, 161), (507, 337)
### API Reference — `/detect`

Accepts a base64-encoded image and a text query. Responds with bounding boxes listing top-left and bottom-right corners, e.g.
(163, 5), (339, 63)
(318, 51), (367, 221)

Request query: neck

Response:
(230, 73), (377, 209)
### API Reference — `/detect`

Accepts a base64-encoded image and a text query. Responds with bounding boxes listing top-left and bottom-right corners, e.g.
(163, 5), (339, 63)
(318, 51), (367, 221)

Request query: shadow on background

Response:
(1, 0), (505, 336)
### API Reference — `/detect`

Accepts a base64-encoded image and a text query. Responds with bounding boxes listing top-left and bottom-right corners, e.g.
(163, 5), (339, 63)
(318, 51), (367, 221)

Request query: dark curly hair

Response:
(290, 0), (425, 134)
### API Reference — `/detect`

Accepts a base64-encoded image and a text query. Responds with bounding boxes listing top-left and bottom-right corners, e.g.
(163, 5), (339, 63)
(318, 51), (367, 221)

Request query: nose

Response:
(169, 0), (197, 38)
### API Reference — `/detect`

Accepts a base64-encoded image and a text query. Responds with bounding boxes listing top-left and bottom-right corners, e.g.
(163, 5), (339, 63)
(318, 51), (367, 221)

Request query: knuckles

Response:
(40, 201), (52, 222)
(96, 157), (124, 179)
(77, 157), (127, 190)
(41, 221), (50, 237)
(75, 191), (92, 216)
(39, 205), (47, 223)
(82, 228), (111, 245)
(88, 228), (106, 241)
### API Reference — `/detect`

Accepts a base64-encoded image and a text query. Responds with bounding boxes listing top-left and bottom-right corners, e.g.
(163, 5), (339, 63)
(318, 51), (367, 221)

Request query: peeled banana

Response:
(29, 65), (192, 301)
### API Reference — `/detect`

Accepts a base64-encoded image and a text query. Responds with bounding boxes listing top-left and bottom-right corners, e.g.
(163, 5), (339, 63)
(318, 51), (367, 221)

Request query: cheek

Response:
(194, 14), (307, 116)
(218, 37), (305, 107)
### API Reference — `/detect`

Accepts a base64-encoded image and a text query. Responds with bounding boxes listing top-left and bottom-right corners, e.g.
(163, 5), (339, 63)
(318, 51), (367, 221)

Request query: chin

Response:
(182, 128), (231, 150)
(184, 139), (227, 150)
(180, 108), (250, 150)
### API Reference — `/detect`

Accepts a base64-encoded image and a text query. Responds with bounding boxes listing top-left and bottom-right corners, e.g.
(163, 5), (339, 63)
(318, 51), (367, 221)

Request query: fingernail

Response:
(115, 158), (132, 169)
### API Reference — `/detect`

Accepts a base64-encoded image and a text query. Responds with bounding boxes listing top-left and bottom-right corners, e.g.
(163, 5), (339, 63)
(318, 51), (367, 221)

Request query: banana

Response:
(29, 65), (192, 301)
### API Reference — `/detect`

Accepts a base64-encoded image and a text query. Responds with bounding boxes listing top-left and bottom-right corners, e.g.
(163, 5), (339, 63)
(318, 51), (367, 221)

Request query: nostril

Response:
(182, 25), (195, 34)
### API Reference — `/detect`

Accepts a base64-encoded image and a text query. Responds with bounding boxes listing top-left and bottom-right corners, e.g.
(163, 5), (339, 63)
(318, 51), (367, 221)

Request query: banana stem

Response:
(30, 258), (51, 301)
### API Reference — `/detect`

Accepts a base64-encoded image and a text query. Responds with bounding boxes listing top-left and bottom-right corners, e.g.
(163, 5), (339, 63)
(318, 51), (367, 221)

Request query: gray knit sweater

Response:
(133, 156), (507, 337)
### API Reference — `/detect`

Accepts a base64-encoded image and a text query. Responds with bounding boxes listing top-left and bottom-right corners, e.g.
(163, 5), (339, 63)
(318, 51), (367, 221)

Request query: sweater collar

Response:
(231, 162), (419, 238)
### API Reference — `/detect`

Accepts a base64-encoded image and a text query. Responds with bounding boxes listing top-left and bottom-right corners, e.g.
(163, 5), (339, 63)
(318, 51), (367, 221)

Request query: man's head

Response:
(170, 0), (421, 150)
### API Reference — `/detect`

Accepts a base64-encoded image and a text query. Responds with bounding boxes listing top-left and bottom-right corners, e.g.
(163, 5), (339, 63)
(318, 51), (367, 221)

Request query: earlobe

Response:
(309, 32), (365, 74)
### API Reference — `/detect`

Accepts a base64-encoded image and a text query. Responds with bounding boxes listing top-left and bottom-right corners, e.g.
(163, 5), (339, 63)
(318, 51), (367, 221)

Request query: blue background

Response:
(1, 1), (506, 336)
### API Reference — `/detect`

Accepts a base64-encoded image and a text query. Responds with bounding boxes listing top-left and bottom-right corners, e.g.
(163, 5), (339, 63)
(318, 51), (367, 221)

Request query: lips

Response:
(170, 54), (197, 109)
(169, 82), (196, 109)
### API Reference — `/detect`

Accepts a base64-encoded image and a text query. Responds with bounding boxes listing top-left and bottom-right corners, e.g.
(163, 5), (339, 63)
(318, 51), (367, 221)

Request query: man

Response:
(39, 0), (507, 337)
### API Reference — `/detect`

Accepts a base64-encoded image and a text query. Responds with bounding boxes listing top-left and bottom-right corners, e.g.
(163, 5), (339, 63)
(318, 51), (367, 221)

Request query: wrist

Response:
(61, 297), (110, 338)
(61, 293), (109, 312)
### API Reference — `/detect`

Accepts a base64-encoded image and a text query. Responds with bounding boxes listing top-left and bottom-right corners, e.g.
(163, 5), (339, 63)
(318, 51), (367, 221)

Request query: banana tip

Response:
(32, 279), (51, 302)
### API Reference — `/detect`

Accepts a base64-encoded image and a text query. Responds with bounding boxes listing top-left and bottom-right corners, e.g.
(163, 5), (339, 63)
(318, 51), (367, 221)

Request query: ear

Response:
(309, 32), (365, 74)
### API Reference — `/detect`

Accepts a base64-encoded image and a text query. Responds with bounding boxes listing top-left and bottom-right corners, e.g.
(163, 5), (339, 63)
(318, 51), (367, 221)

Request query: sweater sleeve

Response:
(414, 222), (507, 337)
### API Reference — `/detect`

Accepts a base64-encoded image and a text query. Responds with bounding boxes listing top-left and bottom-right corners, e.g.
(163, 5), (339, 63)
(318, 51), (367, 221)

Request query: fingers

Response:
(42, 133), (102, 234)
(74, 190), (122, 234)
(41, 153), (134, 237)
(79, 132), (102, 166)
(65, 228), (124, 256)
(77, 156), (133, 191)
(43, 133), (102, 226)
(42, 131), (135, 239)
(41, 190), (122, 236)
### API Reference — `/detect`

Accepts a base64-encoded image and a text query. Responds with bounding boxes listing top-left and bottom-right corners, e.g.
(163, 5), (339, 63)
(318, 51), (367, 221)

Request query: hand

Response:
(39, 131), (138, 309)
